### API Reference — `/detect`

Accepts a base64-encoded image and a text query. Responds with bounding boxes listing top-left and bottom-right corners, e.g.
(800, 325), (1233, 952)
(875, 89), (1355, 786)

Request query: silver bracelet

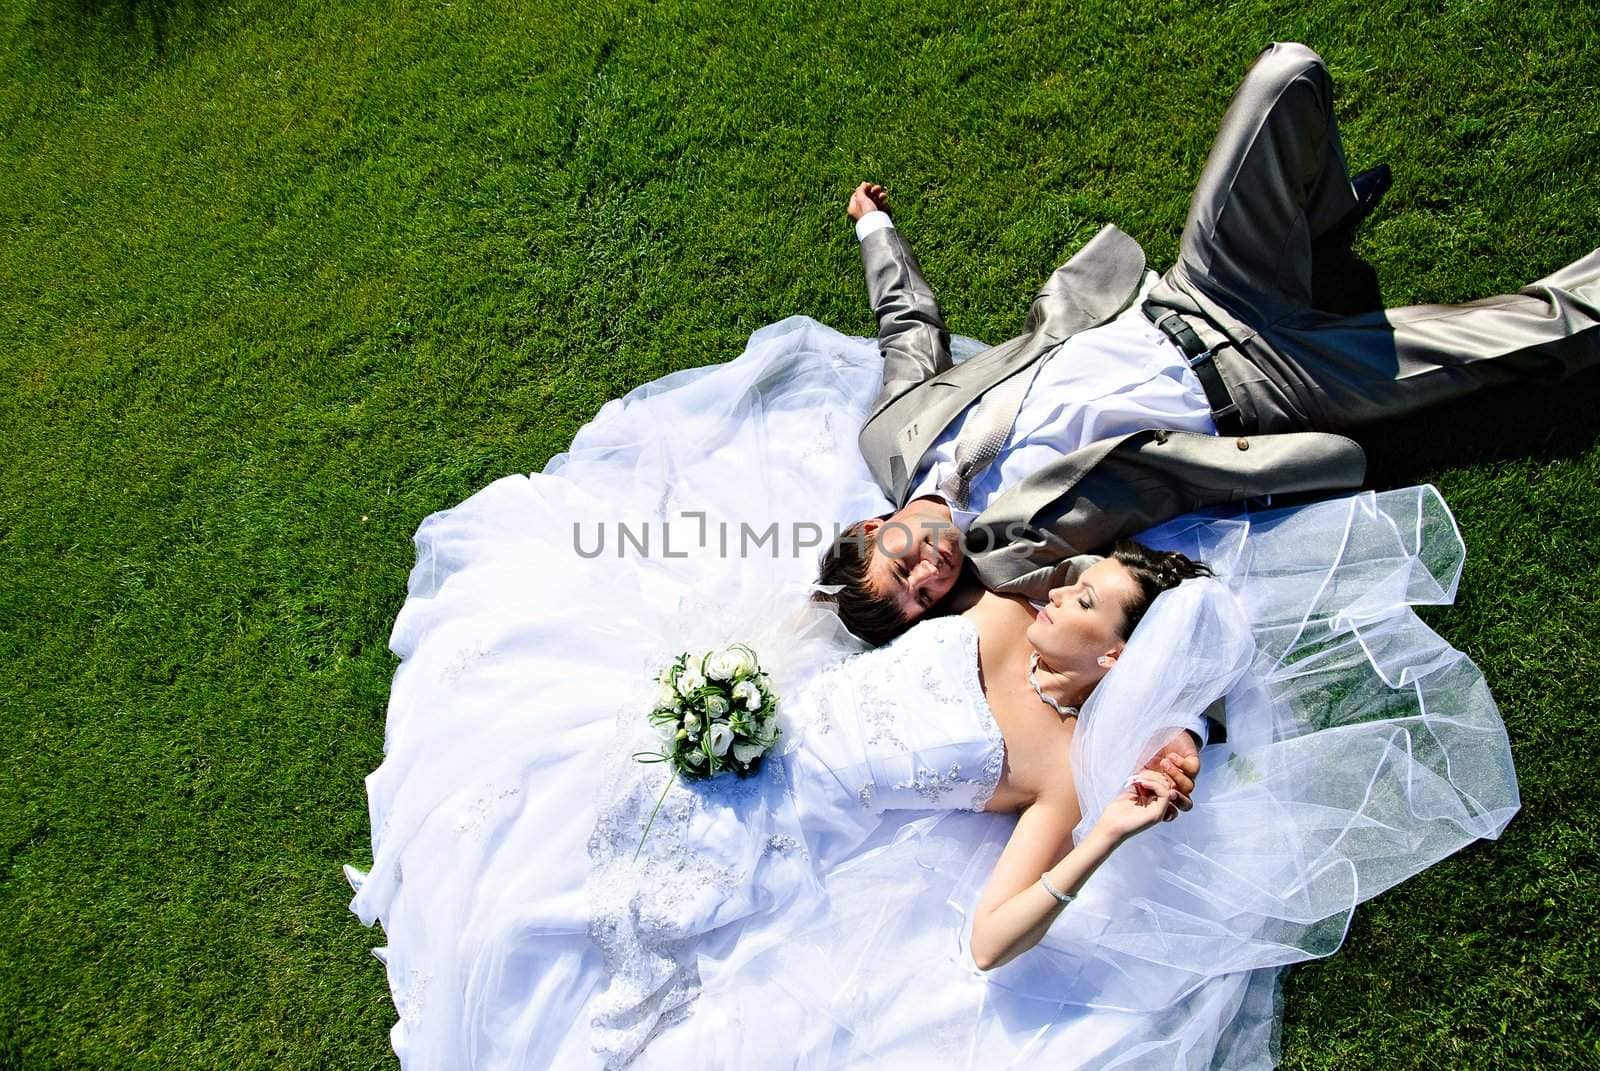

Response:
(1039, 873), (1074, 905)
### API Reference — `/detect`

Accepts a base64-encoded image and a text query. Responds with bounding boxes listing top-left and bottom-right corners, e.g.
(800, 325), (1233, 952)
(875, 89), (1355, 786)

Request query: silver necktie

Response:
(937, 364), (1041, 510)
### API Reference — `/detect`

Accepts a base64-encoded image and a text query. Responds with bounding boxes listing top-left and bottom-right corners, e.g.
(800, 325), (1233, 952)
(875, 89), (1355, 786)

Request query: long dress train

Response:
(343, 315), (1519, 1069)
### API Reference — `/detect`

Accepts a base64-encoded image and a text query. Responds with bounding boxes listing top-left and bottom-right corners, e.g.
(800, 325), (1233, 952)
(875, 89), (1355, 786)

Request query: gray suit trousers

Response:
(1145, 42), (1600, 435)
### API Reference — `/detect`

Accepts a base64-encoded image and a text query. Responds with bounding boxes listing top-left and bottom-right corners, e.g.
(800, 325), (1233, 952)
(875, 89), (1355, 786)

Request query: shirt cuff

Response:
(855, 211), (895, 241)
(1180, 713), (1209, 748)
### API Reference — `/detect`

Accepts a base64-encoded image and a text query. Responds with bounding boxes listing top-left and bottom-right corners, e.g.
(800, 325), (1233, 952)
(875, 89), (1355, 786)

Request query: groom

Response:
(817, 41), (1599, 648)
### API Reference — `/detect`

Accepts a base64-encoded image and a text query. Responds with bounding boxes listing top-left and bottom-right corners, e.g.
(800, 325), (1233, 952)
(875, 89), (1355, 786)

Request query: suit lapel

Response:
(861, 224), (1150, 507)
(975, 432), (1141, 534)
(892, 342), (1040, 502)
(1024, 224), (1147, 338)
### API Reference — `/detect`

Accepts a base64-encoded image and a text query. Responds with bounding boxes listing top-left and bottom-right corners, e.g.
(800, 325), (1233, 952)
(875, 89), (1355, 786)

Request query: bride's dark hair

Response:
(1110, 540), (1213, 637)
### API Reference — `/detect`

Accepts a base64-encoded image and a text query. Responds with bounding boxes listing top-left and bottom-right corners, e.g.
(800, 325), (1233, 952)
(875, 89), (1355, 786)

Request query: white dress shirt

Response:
(857, 210), (1217, 528)
(858, 211), (1218, 745)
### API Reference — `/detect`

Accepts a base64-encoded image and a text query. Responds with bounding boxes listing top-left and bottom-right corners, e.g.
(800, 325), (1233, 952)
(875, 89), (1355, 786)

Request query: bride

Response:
(343, 316), (1520, 1069)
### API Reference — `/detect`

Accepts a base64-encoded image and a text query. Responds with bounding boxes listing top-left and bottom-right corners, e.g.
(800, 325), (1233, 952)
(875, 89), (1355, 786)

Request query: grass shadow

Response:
(73, 0), (220, 55)
(7, 0), (222, 83)
(1305, 238), (1600, 485)
(1361, 363), (1600, 488)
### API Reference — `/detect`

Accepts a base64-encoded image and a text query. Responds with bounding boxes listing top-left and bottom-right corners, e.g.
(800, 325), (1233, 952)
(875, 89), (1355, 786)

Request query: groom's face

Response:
(861, 496), (965, 621)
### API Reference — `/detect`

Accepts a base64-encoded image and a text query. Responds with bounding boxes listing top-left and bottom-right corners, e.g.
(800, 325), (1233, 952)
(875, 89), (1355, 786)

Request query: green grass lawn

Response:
(2, 0), (1597, 1066)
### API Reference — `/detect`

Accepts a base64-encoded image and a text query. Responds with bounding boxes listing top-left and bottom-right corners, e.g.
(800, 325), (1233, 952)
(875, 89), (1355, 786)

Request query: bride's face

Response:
(862, 497), (964, 620)
(1025, 558), (1141, 679)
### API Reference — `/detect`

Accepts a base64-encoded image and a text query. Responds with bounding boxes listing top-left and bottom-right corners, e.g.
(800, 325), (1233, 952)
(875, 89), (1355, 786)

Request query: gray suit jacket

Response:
(858, 222), (1367, 599)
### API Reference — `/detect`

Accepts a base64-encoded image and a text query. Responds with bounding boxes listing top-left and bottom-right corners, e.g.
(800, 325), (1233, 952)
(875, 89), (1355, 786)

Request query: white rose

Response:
(677, 665), (705, 697)
(732, 741), (765, 764)
(685, 749), (705, 765)
(683, 711), (701, 732)
(711, 646), (759, 681)
(706, 649), (737, 681)
(732, 680), (761, 710)
(704, 694), (729, 719)
(656, 679), (677, 708)
(707, 722), (735, 757)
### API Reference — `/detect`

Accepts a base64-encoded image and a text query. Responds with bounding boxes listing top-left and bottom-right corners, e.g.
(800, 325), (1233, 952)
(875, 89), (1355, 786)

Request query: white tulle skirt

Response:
(343, 316), (1518, 1069)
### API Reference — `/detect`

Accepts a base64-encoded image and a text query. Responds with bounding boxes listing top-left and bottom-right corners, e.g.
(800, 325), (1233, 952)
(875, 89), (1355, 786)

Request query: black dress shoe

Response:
(1320, 164), (1393, 249)
(1352, 164), (1394, 213)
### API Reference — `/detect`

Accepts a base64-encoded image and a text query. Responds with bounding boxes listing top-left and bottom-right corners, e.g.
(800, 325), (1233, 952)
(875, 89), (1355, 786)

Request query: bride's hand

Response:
(1145, 729), (1201, 803)
(1092, 770), (1185, 845)
(847, 182), (891, 222)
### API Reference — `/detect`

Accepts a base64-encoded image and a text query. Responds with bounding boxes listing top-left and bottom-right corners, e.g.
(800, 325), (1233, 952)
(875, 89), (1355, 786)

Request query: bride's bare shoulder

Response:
(958, 587), (1038, 637)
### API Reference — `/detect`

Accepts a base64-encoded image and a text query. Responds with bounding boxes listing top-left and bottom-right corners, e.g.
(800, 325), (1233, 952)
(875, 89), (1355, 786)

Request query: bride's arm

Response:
(969, 771), (1180, 972)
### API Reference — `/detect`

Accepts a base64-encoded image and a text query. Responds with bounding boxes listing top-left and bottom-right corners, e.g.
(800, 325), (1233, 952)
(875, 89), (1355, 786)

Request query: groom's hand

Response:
(847, 181), (891, 222)
(1144, 730), (1201, 814)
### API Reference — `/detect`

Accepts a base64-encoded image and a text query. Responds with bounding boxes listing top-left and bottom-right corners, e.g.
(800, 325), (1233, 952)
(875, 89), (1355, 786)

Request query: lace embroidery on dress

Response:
(930, 1018), (974, 1061)
(765, 833), (800, 855)
(908, 617), (1004, 810)
(836, 616), (1007, 814)
(454, 783), (521, 839)
(940, 616), (1006, 812)
(806, 665), (842, 737)
(393, 967), (433, 1028)
(970, 712), (1006, 808)
(892, 761), (989, 807)
(855, 668), (909, 751)
(850, 659), (904, 812)
(796, 409), (838, 463)
(441, 641), (495, 682)
(585, 682), (786, 1069)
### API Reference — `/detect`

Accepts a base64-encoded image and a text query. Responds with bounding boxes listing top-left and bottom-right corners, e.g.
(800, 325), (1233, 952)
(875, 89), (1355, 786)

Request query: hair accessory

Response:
(1027, 651), (1080, 719)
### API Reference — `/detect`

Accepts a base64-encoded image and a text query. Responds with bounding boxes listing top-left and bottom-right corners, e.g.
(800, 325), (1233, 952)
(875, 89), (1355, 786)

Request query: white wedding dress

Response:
(343, 316), (1520, 1069)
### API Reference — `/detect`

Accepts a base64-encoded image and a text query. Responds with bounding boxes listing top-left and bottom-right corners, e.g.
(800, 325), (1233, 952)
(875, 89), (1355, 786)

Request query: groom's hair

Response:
(811, 514), (913, 647)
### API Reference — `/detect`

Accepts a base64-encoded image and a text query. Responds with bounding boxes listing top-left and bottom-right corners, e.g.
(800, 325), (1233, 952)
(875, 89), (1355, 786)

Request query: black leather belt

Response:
(1141, 300), (1246, 436)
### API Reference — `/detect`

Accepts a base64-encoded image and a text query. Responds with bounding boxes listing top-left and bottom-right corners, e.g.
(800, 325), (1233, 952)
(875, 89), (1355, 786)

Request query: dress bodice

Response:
(786, 614), (1005, 822)
(580, 615), (1009, 1066)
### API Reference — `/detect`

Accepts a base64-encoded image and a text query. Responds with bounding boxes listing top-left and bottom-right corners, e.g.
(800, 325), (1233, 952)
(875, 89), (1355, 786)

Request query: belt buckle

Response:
(1152, 309), (1185, 336)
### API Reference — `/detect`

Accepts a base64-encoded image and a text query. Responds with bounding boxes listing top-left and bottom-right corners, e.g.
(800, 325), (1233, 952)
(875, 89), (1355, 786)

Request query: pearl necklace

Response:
(1027, 651), (1080, 719)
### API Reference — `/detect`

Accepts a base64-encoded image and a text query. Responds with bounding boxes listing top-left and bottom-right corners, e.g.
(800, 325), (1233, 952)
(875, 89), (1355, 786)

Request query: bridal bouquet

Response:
(632, 643), (781, 858)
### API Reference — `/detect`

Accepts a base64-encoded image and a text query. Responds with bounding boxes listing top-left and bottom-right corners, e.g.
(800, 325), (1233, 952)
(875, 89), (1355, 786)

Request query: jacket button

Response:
(1235, 437), (1250, 451)
(1152, 430), (1169, 444)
